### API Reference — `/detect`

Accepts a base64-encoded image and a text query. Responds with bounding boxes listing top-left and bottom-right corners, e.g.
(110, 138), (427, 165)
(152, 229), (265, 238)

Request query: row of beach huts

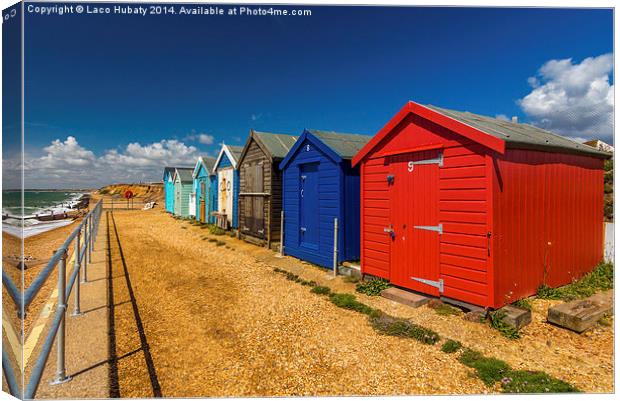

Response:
(163, 101), (610, 309)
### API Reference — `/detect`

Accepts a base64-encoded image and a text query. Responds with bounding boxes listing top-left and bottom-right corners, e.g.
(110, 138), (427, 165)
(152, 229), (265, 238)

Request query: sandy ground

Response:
(102, 210), (489, 397)
(7, 205), (614, 397)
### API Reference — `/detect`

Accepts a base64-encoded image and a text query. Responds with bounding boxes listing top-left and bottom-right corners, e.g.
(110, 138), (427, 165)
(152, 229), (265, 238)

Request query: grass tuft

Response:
(537, 262), (613, 301)
(459, 348), (511, 386)
(433, 303), (461, 316)
(311, 286), (331, 295)
(329, 293), (376, 315)
(208, 225), (226, 236)
(355, 278), (390, 296)
(369, 311), (440, 345)
(488, 311), (520, 340)
(441, 339), (462, 353)
(512, 298), (532, 311)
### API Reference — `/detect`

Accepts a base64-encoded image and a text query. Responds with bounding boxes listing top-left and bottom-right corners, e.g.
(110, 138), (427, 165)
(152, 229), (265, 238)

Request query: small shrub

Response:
(441, 339), (462, 353)
(311, 286), (331, 295)
(355, 278), (390, 296)
(329, 293), (376, 315)
(500, 370), (578, 393)
(369, 311), (440, 345)
(512, 298), (532, 311)
(488, 311), (520, 340)
(459, 348), (510, 386)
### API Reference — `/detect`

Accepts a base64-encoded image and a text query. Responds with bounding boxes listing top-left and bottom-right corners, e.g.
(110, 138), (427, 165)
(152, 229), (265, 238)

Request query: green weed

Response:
(537, 262), (613, 301)
(369, 310), (440, 345)
(355, 278), (390, 296)
(500, 370), (578, 393)
(311, 286), (331, 295)
(459, 348), (511, 386)
(488, 311), (520, 340)
(441, 339), (462, 353)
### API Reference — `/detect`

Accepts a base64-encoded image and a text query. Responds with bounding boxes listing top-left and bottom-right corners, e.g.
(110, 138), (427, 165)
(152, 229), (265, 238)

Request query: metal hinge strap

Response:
(409, 152), (444, 168)
(413, 223), (443, 234)
(411, 277), (444, 293)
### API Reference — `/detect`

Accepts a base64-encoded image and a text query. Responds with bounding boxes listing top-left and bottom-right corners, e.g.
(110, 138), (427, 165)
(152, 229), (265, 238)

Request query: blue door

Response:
(299, 163), (319, 249)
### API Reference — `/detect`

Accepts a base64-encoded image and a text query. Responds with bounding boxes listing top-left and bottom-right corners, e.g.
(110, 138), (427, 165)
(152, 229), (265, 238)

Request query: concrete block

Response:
(338, 265), (362, 279)
(380, 287), (430, 308)
(547, 291), (613, 333)
(498, 305), (532, 330)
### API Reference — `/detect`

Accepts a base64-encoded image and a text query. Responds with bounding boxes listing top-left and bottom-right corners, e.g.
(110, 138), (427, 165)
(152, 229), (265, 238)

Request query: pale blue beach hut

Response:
(173, 167), (194, 217)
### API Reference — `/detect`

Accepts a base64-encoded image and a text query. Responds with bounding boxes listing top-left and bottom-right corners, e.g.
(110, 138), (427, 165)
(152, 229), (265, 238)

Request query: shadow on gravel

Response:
(108, 211), (163, 398)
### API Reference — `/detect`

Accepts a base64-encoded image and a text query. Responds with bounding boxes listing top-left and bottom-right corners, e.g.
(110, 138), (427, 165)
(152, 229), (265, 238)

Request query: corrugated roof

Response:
(201, 156), (216, 172)
(306, 129), (373, 159)
(175, 167), (193, 182)
(254, 131), (298, 159)
(425, 104), (610, 158)
(227, 145), (244, 163)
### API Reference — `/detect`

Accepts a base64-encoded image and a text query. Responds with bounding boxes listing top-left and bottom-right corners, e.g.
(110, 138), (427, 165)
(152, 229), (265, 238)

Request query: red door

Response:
(388, 149), (441, 295)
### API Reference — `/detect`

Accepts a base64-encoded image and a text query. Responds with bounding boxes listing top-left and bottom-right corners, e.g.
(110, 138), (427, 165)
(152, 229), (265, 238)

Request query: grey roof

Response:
(200, 156), (216, 172)
(307, 129), (373, 159)
(227, 145), (244, 163)
(174, 168), (194, 183)
(164, 166), (191, 180)
(425, 104), (610, 158)
(253, 131), (298, 159)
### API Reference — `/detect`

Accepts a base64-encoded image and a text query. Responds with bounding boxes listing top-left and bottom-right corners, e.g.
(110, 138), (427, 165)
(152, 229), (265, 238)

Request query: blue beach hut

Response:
(213, 144), (243, 229)
(192, 156), (217, 224)
(163, 167), (177, 213)
(279, 129), (372, 269)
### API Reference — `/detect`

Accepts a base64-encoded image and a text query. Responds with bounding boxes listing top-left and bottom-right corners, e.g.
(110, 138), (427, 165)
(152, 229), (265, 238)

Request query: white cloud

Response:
(9, 136), (203, 189)
(185, 131), (215, 145)
(518, 53), (614, 142)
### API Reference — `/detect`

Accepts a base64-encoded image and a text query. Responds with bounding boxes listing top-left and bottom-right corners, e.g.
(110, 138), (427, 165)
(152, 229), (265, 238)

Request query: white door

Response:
(218, 168), (234, 226)
(189, 192), (196, 217)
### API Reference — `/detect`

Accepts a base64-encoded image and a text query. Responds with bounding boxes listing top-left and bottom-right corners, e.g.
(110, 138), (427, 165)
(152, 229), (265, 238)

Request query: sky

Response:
(2, 3), (614, 189)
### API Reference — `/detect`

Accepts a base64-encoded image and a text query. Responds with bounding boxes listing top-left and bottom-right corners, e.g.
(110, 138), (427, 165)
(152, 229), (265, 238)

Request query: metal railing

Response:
(2, 200), (103, 399)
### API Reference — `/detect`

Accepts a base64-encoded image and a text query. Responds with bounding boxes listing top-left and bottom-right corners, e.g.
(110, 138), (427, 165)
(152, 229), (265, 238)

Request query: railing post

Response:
(90, 211), (94, 254)
(72, 229), (83, 316)
(333, 218), (339, 277)
(82, 216), (89, 283)
(50, 248), (71, 385)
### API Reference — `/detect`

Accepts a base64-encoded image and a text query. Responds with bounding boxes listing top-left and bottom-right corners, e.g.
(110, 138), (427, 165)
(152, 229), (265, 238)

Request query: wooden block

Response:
(381, 287), (430, 308)
(547, 291), (613, 333)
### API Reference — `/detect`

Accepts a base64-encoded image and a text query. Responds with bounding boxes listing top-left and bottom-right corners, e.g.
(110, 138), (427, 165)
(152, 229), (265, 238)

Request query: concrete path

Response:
(31, 215), (110, 399)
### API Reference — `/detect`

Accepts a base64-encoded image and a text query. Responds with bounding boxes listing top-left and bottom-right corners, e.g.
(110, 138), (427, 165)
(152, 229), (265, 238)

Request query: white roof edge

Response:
(214, 144), (239, 171)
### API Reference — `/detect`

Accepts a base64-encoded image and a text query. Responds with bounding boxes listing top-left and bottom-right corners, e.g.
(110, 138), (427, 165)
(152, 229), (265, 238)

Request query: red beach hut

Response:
(352, 101), (610, 308)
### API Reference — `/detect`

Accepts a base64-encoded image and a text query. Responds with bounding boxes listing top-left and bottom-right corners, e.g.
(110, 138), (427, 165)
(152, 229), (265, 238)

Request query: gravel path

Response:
(106, 210), (488, 397)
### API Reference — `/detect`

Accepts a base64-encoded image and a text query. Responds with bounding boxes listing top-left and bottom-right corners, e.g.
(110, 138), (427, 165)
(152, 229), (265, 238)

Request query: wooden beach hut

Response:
(173, 167), (194, 217)
(213, 144), (243, 229)
(163, 167), (176, 213)
(192, 156), (217, 224)
(351, 101), (610, 308)
(279, 129), (372, 268)
(237, 130), (298, 247)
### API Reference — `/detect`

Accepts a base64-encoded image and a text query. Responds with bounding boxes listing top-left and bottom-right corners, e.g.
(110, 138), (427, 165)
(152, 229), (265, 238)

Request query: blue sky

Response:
(2, 4), (614, 188)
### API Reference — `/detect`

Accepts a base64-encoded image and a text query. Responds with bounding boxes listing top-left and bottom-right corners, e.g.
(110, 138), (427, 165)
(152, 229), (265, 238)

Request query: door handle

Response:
(487, 231), (491, 256)
(300, 189), (304, 198)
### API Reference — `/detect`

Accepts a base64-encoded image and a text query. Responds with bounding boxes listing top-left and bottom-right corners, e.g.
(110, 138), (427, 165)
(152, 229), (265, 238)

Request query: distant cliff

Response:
(97, 183), (164, 201)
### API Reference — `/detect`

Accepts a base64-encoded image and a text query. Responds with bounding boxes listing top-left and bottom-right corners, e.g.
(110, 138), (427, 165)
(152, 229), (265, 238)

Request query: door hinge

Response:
(411, 277), (444, 293)
(408, 152), (444, 170)
(413, 223), (443, 235)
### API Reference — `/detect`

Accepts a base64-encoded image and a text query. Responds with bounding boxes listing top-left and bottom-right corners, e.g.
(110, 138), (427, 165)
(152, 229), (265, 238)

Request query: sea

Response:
(2, 191), (85, 238)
